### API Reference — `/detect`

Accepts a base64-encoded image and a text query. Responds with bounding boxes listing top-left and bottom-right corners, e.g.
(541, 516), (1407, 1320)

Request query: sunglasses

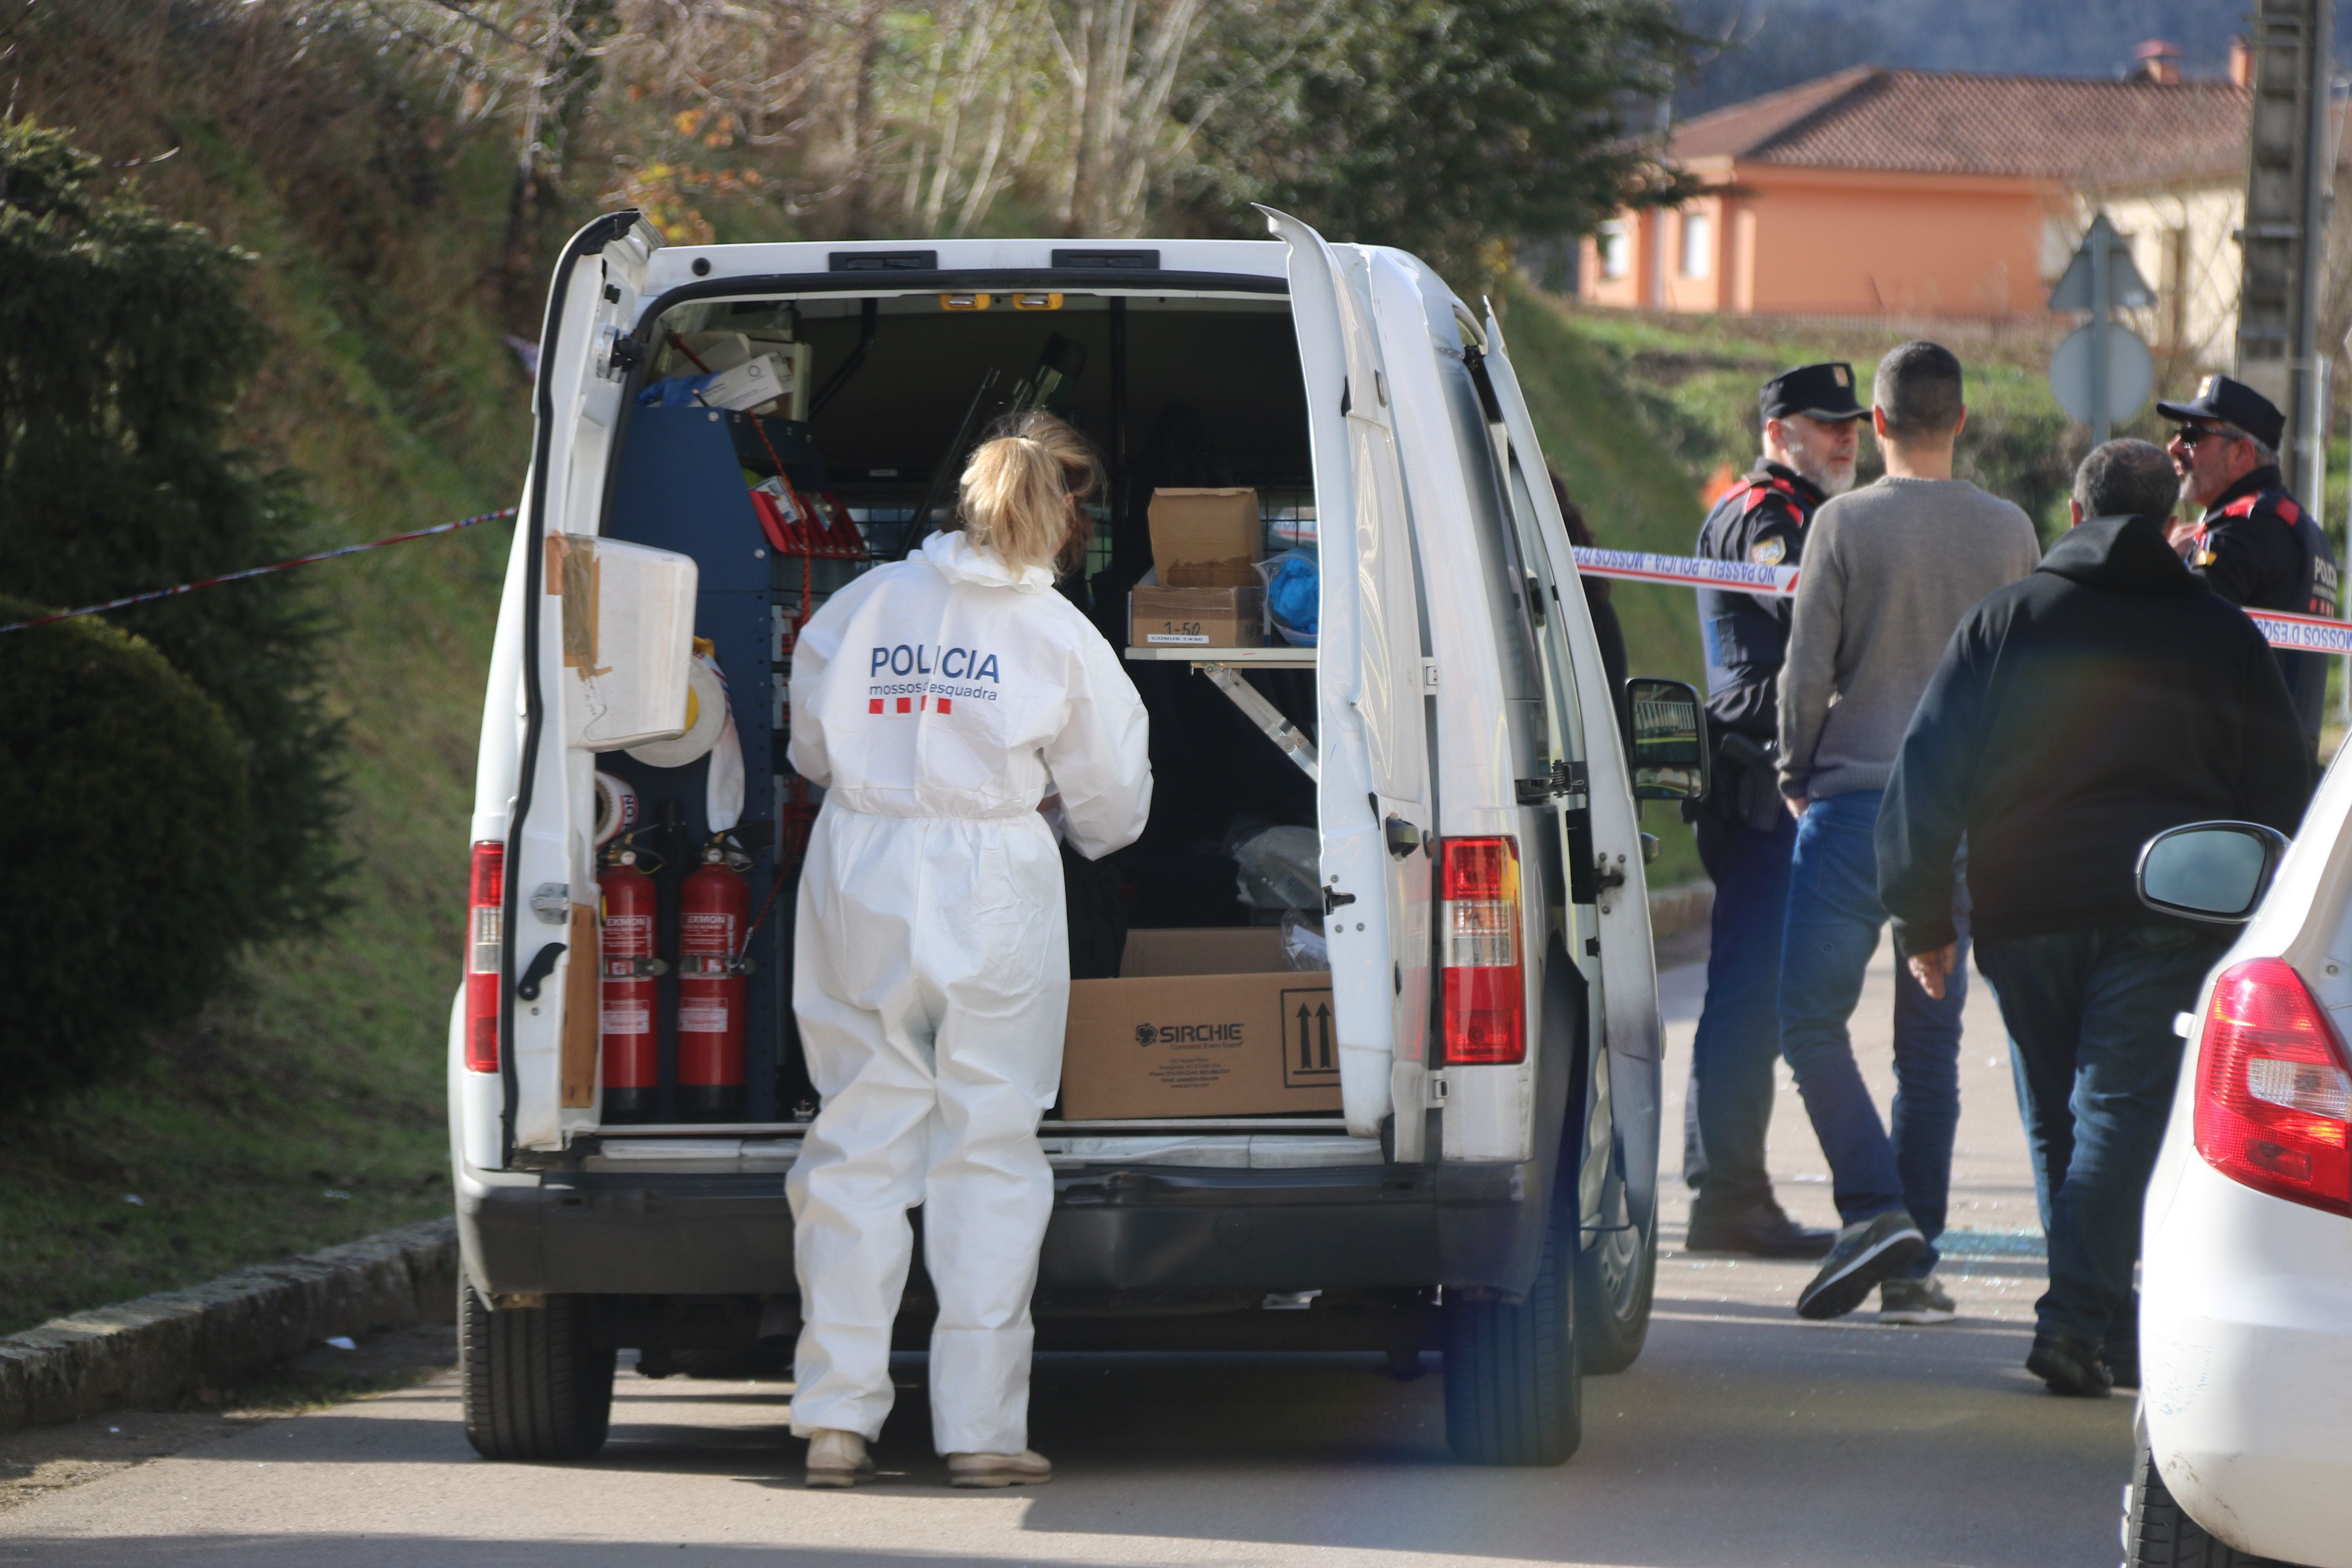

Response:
(2171, 424), (2239, 449)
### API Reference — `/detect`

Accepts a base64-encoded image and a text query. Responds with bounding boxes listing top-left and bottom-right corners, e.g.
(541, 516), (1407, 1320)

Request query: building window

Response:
(1680, 212), (1712, 280)
(1598, 221), (1629, 280)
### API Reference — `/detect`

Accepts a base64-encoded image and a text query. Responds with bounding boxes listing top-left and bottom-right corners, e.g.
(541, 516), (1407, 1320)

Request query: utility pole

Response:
(2234, 0), (2336, 502)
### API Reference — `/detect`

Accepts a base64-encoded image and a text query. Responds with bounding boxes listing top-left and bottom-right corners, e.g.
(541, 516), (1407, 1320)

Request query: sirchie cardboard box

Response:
(1129, 585), (1263, 649)
(1147, 487), (1262, 586)
(1060, 927), (1341, 1120)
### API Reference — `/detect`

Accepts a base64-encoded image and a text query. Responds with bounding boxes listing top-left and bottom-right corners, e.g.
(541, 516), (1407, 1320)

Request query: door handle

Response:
(515, 942), (567, 1001)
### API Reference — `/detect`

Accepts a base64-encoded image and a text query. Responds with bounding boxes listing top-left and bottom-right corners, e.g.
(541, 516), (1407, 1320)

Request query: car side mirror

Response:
(1624, 677), (1710, 803)
(2136, 821), (2288, 924)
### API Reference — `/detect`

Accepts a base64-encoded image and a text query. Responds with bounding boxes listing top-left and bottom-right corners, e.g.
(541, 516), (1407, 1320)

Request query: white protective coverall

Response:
(785, 529), (1152, 1454)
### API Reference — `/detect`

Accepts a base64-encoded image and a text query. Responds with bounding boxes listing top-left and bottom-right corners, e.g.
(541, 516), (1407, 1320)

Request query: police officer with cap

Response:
(1679, 363), (1860, 1258)
(2159, 374), (2341, 751)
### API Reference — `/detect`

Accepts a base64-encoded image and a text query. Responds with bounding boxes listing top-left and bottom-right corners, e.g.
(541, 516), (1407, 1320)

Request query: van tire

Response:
(460, 1281), (615, 1461)
(2124, 1436), (2291, 1566)
(1441, 1188), (1583, 1465)
(1574, 1140), (1656, 1375)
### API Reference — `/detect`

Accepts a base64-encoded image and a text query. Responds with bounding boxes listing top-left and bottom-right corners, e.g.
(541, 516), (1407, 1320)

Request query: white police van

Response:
(451, 211), (1697, 1466)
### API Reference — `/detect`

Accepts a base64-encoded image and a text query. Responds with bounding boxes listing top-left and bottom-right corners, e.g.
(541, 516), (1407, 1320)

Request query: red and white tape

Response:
(1572, 546), (2352, 659)
(0, 507), (518, 636)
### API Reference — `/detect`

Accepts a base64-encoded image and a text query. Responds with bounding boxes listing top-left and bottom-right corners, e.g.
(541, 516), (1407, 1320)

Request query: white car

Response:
(450, 214), (1699, 1466)
(2125, 765), (2352, 1566)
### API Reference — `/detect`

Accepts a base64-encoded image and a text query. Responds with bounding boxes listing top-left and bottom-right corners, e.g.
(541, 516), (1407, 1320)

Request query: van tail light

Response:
(464, 841), (505, 1074)
(1441, 836), (1525, 1065)
(2194, 958), (2351, 1217)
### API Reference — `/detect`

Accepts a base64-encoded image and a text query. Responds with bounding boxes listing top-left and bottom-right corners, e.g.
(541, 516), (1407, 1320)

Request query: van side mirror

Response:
(2136, 821), (2288, 924)
(1624, 677), (1709, 803)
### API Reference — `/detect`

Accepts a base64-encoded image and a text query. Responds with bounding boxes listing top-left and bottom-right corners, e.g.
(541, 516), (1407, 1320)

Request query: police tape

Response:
(1571, 546), (1801, 597)
(2244, 607), (2352, 657)
(0, 507), (519, 636)
(1571, 546), (2352, 660)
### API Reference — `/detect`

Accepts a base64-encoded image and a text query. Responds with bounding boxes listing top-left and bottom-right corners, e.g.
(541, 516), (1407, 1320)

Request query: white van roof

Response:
(636, 237), (1291, 318)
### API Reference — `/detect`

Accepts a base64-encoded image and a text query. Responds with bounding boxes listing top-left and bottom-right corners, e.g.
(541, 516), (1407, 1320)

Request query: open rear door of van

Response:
(1267, 211), (1434, 1150)
(502, 211), (663, 1157)
(1475, 304), (1662, 1230)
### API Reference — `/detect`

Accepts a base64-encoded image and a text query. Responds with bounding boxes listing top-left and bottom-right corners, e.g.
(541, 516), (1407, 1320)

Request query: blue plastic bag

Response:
(1262, 551), (1318, 647)
(636, 373), (718, 409)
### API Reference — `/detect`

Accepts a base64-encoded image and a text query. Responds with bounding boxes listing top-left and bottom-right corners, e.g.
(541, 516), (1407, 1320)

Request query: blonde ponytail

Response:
(955, 410), (1101, 575)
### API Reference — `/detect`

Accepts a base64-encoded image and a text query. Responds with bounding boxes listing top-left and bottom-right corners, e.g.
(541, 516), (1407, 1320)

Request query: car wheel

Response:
(1441, 1185), (1583, 1465)
(1573, 1136), (1656, 1375)
(2124, 1435), (2301, 1567)
(460, 1280), (616, 1461)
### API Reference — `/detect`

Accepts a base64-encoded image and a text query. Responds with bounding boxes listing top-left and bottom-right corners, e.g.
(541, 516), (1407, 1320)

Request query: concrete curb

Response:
(1648, 879), (1714, 941)
(0, 1217), (458, 1433)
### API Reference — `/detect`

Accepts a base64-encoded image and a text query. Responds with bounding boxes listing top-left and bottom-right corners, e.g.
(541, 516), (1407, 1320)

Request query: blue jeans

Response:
(1778, 790), (1968, 1273)
(1974, 925), (2229, 1349)
(1685, 809), (1799, 1221)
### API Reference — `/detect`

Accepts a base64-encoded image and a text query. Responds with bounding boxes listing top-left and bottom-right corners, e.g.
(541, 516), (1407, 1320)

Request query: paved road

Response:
(0, 942), (2134, 1566)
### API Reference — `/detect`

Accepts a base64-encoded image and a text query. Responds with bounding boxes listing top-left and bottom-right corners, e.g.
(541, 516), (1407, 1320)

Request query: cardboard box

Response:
(1061, 927), (1341, 1120)
(1148, 487), (1262, 587)
(1129, 585), (1263, 649)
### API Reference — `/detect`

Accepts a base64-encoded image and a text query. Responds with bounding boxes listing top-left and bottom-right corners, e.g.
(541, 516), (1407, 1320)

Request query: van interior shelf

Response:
(1123, 646), (1314, 666)
(1119, 648), (1320, 781)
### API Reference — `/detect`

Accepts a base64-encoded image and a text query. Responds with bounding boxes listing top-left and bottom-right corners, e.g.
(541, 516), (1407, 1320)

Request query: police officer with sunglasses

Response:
(2159, 375), (2340, 753)
(1678, 364), (1864, 1260)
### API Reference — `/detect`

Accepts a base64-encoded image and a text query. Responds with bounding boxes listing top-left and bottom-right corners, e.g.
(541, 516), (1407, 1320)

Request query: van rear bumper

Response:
(457, 1158), (1538, 1299)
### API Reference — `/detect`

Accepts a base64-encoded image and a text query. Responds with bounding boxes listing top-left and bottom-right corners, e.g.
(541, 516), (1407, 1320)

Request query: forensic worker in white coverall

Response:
(784, 409), (1152, 1489)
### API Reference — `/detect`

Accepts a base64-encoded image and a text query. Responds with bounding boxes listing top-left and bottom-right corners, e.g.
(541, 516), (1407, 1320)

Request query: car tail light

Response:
(1441, 836), (1525, 1065)
(2194, 958), (2351, 1217)
(464, 841), (505, 1074)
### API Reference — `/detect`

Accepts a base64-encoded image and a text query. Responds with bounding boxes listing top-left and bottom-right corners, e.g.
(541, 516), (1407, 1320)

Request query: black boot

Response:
(1686, 1202), (1836, 1259)
(2027, 1331), (2113, 1398)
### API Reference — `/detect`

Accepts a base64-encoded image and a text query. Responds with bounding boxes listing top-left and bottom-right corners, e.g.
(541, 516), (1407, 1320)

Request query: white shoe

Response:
(946, 1449), (1052, 1488)
(804, 1428), (874, 1488)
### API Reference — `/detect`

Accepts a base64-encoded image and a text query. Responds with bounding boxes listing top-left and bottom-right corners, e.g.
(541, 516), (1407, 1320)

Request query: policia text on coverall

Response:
(1679, 363), (1856, 1263)
(784, 411), (1153, 1489)
(2157, 374), (2341, 754)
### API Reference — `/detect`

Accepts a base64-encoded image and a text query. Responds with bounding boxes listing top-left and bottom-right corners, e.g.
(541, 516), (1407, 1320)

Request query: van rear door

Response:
(504, 213), (663, 1155)
(1270, 212), (1434, 1150)
(1476, 306), (1663, 1228)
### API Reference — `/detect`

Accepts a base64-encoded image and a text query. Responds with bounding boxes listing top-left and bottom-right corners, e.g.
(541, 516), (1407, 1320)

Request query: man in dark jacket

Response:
(1877, 439), (2313, 1399)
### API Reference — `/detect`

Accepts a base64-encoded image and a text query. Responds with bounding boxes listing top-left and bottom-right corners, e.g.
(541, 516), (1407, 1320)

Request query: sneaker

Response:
(2103, 1333), (2139, 1390)
(2026, 1331), (2113, 1398)
(946, 1449), (1053, 1489)
(1878, 1273), (1957, 1325)
(804, 1428), (875, 1488)
(1686, 1202), (1837, 1259)
(1796, 1210), (1928, 1321)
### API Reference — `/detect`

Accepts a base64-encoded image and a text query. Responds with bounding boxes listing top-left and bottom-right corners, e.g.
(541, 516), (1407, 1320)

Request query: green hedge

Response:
(0, 601), (254, 1103)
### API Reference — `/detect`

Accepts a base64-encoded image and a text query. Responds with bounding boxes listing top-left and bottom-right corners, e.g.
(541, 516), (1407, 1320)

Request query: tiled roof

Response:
(1672, 68), (2248, 185)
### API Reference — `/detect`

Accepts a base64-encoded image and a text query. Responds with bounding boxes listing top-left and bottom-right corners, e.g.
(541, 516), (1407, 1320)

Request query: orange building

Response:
(1581, 68), (2248, 320)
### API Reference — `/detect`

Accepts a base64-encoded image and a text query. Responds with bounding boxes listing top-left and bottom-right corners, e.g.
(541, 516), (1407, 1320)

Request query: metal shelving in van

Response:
(1123, 646), (1315, 665)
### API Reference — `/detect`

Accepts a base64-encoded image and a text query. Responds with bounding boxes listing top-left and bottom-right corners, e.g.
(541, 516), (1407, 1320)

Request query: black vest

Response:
(1694, 463), (1824, 737)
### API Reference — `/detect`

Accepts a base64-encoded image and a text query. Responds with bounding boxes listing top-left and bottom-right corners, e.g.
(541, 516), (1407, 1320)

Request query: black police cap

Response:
(1760, 362), (1866, 424)
(2155, 374), (2285, 452)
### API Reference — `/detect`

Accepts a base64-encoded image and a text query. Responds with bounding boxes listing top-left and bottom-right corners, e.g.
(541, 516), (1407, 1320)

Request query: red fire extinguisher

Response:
(677, 842), (749, 1121)
(598, 846), (663, 1124)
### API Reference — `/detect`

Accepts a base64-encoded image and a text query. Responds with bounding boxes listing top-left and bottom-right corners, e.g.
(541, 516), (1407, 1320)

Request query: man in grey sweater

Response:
(1773, 341), (2043, 1322)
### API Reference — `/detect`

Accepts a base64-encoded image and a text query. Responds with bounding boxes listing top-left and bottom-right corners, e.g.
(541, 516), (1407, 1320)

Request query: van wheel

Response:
(1574, 1140), (1656, 1375)
(460, 1280), (615, 1461)
(2123, 1436), (2296, 1566)
(1441, 1189), (1582, 1465)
